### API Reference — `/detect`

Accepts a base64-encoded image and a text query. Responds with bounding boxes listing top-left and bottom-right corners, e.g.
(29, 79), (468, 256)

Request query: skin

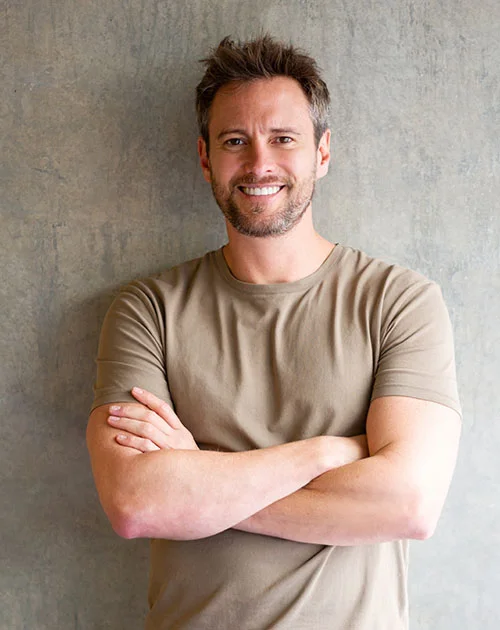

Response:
(87, 76), (461, 545)
(202, 78), (321, 238)
(198, 76), (334, 284)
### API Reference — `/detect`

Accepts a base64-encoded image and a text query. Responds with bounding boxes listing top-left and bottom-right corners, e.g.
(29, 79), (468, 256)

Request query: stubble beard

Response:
(210, 170), (317, 238)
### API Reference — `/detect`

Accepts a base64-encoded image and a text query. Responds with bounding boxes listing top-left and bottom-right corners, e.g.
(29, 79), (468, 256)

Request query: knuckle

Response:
(143, 439), (159, 452)
(142, 423), (155, 439)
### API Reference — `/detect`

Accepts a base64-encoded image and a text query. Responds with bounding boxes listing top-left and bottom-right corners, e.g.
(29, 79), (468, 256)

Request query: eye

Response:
(224, 138), (245, 146)
(274, 136), (293, 144)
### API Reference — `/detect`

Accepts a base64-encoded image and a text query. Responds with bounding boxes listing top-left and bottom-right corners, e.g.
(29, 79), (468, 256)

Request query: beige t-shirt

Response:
(92, 244), (460, 630)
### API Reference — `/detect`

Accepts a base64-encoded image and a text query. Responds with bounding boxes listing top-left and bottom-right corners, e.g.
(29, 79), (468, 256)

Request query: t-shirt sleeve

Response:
(90, 279), (173, 412)
(371, 275), (461, 416)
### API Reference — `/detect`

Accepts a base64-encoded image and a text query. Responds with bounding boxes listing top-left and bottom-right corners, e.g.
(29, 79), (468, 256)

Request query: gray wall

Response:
(1, 1), (498, 628)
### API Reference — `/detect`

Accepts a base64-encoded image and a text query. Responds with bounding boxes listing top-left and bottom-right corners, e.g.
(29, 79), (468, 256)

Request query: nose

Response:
(243, 140), (275, 177)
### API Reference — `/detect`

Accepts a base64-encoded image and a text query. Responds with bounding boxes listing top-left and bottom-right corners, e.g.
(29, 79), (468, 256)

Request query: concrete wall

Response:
(1, 1), (498, 628)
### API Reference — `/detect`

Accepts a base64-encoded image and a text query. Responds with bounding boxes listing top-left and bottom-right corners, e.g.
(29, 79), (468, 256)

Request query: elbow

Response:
(403, 490), (440, 541)
(104, 494), (210, 541)
(407, 516), (437, 541)
(110, 514), (142, 540)
(107, 501), (145, 540)
(103, 492), (153, 540)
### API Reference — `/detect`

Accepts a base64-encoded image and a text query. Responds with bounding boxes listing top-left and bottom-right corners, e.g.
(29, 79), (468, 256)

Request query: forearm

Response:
(236, 398), (461, 546)
(235, 451), (420, 545)
(89, 433), (337, 541)
(88, 397), (369, 542)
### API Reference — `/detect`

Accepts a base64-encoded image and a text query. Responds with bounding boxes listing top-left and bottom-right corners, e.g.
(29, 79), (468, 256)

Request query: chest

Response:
(164, 289), (377, 451)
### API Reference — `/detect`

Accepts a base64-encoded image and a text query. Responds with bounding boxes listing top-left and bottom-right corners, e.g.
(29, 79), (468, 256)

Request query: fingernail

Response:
(108, 416), (120, 423)
(109, 405), (121, 412)
(132, 387), (143, 394)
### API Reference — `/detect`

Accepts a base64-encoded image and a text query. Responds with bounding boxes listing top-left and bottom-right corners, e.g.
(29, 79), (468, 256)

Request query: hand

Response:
(107, 387), (199, 453)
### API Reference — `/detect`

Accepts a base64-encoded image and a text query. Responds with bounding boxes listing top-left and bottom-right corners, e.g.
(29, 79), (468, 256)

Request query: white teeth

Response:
(241, 186), (281, 196)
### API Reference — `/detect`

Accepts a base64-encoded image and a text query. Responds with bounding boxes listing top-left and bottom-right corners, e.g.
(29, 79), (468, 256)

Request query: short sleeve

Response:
(371, 277), (461, 416)
(90, 280), (173, 411)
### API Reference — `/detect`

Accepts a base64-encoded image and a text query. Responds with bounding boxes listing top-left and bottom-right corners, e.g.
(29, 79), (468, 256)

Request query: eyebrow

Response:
(216, 129), (247, 141)
(270, 128), (303, 136)
(216, 127), (303, 141)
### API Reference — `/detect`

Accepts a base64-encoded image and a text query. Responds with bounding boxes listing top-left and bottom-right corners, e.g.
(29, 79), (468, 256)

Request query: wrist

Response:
(317, 435), (368, 471)
(314, 435), (342, 474)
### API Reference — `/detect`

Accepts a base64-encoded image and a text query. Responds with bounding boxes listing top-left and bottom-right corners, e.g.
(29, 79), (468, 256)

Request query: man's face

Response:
(198, 76), (330, 238)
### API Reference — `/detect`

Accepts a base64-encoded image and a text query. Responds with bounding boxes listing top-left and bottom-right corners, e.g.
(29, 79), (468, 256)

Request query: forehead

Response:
(208, 76), (314, 136)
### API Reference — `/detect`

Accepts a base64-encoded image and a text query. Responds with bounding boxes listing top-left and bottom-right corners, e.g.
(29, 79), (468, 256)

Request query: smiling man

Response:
(204, 75), (324, 239)
(87, 35), (461, 629)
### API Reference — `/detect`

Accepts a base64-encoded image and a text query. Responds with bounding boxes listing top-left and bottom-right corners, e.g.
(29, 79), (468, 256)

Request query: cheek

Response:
(285, 152), (316, 179)
(210, 156), (238, 183)
(286, 144), (316, 165)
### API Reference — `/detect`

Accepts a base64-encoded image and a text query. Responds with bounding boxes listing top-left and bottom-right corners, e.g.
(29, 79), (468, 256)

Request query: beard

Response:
(210, 170), (317, 238)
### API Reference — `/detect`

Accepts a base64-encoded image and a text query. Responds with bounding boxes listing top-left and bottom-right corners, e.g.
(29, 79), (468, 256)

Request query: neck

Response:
(223, 208), (335, 284)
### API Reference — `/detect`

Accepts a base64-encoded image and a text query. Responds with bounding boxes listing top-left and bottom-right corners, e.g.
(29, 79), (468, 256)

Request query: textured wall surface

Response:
(1, 1), (498, 628)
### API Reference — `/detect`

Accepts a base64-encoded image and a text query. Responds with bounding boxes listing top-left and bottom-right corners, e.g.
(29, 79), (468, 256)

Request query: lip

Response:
(236, 185), (286, 199)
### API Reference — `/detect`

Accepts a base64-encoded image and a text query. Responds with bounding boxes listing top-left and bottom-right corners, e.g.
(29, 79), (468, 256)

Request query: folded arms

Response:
(86, 388), (461, 546)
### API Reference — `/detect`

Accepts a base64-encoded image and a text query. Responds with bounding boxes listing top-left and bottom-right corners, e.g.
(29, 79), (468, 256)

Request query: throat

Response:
(222, 234), (336, 285)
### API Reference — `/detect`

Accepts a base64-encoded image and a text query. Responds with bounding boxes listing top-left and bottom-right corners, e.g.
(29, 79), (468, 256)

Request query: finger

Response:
(108, 403), (173, 433)
(115, 433), (161, 453)
(108, 415), (171, 449)
(131, 387), (183, 430)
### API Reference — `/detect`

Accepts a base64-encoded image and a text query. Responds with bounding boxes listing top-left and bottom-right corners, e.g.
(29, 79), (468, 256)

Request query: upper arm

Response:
(92, 280), (173, 412)
(366, 395), (461, 531)
(86, 403), (145, 529)
(366, 273), (461, 529)
(88, 281), (174, 533)
(87, 403), (142, 468)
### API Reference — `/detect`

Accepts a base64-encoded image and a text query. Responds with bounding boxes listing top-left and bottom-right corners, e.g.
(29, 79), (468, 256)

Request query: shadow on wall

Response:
(48, 68), (199, 419)
(96, 71), (200, 229)
(8, 71), (201, 626)
(63, 71), (199, 625)
(4, 287), (149, 627)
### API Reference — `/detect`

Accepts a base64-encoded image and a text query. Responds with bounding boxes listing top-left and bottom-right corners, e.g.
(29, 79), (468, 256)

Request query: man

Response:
(87, 35), (461, 629)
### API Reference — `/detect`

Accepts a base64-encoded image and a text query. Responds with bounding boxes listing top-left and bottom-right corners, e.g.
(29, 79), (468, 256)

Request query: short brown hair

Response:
(196, 34), (330, 150)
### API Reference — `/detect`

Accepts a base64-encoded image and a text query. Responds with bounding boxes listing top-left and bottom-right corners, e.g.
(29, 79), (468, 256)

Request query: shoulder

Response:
(335, 244), (432, 287)
(113, 250), (219, 312)
(334, 244), (442, 307)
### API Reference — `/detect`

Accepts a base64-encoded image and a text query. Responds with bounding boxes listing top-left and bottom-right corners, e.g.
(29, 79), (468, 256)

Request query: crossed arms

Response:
(86, 388), (461, 546)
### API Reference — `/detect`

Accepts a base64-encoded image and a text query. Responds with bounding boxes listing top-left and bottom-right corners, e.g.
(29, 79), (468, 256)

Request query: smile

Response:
(239, 186), (284, 196)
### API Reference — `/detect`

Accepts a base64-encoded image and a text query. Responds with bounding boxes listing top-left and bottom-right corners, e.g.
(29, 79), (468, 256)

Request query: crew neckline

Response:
(213, 244), (343, 294)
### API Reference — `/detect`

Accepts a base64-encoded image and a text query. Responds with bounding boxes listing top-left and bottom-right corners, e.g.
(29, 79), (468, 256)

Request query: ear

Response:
(198, 137), (211, 183)
(315, 129), (331, 180)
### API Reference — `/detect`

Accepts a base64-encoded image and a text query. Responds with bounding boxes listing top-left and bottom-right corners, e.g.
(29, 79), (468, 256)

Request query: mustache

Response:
(232, 175), (290, 187)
